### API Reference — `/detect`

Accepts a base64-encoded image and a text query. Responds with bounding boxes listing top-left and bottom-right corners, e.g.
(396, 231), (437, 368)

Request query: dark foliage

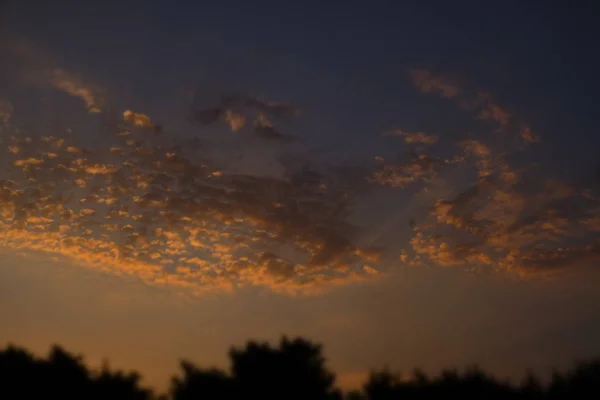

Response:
(1, 336), (599, 399)
(0, 344), (153, 399)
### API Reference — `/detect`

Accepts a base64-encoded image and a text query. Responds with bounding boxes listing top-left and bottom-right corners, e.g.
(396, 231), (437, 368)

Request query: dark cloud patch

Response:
(190, 91), (299, 142)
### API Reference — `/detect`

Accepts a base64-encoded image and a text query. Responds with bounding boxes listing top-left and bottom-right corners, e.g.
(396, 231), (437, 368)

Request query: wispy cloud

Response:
(384, 129), (437, 145)
(475, 92), (511, 125)
(408, 68), (537, 142)
(1, 39), (104, 113)
(191, 93), (299, 142)
(0, 98), (12, 124)
(49, 68), (102, 113)
(223, 109), (246, 131)
(520, 126), (540, 144)
(409, 69), (460, 99)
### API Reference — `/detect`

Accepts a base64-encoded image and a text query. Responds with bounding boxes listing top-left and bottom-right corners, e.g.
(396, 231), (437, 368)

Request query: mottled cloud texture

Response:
(0, 57), (597, 296)
(0, 111), (380, 295)
(374, 69), (600, 277)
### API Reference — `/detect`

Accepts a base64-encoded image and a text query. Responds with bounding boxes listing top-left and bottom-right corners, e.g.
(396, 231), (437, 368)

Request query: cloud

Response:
(385, 129), (437, 145)
(0, 98), (12, 123)
(474, 92), (510, 125)
(408, 68), (538, 143)
(409, 69), (460, 99)
(369, 69), (598, 277)
(252, 113), (291, 142)
(0, 49), (583, 286)
(459, 139), (495, 177)
(520, 126), (540, 144)
(402, 169), (600, 276)
(223, 110), (246, 131)
(191, 92), (298, 142)
(0, 120), (380, 295)
(123, 110), (155, 129)
(244, 97), (301, 118)
(370, 152), (460, 188)
(49, 68), (103, 113)
(0, 39), (104, 114)
(374, 69), (541, 192)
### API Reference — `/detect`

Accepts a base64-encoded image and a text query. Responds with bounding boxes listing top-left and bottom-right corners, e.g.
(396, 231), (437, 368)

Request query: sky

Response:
(1, 0), (600, 392)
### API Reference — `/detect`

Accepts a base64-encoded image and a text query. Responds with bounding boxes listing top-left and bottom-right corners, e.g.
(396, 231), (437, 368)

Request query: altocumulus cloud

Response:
(0, 47), (596, 296)
(373, 68), (600, 277)
(0, 105), (380, 296)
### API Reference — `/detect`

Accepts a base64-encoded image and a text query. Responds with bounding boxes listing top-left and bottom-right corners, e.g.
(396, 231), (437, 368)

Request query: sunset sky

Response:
(1, 0), (600, 392)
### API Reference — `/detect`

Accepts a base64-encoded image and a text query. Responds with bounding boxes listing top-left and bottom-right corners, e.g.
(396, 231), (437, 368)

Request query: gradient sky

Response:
(1, 0), (600, 392)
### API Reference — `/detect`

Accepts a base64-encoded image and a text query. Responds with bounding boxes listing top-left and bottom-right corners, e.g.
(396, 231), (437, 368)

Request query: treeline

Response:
(1, 336), (599, 399)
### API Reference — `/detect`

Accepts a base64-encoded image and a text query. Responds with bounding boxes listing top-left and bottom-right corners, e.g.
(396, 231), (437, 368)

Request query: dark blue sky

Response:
(4, 0), (599, 171)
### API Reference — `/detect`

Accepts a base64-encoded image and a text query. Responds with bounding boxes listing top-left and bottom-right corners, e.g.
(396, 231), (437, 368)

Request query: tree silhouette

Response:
(170, 362), (235, 400)
(170, 336), (340, 400)
(520, 370), (544, 400)
(94, 363), (154, 400)
(548, 360), (600, 398)
(230, 336), (340, 400)
(0, 343), (155, 399)
(2, 337), (600, 399)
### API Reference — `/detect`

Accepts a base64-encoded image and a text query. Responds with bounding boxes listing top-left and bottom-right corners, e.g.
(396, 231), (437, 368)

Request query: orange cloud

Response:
(371, 153), (455, 188)
(385, 129), (437, 145)
(404, 171), (600, 276)
(123, 110), (154, 129)
(49, 68), (102, 113)
(409, 69), (460, 99)
(407, 69), (538, 147)
(370, 70), (598, 277)
(223, 109), (246, 131)
(475, 93), (510, 125)
(2, 39), (106, 115)
(0, 124), (381, 296)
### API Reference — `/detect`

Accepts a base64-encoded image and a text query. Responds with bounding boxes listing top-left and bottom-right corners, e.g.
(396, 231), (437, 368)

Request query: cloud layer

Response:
(1, 58), (597, 295)
(374, 70), (600, 276)
(0, 112), (380, 295)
